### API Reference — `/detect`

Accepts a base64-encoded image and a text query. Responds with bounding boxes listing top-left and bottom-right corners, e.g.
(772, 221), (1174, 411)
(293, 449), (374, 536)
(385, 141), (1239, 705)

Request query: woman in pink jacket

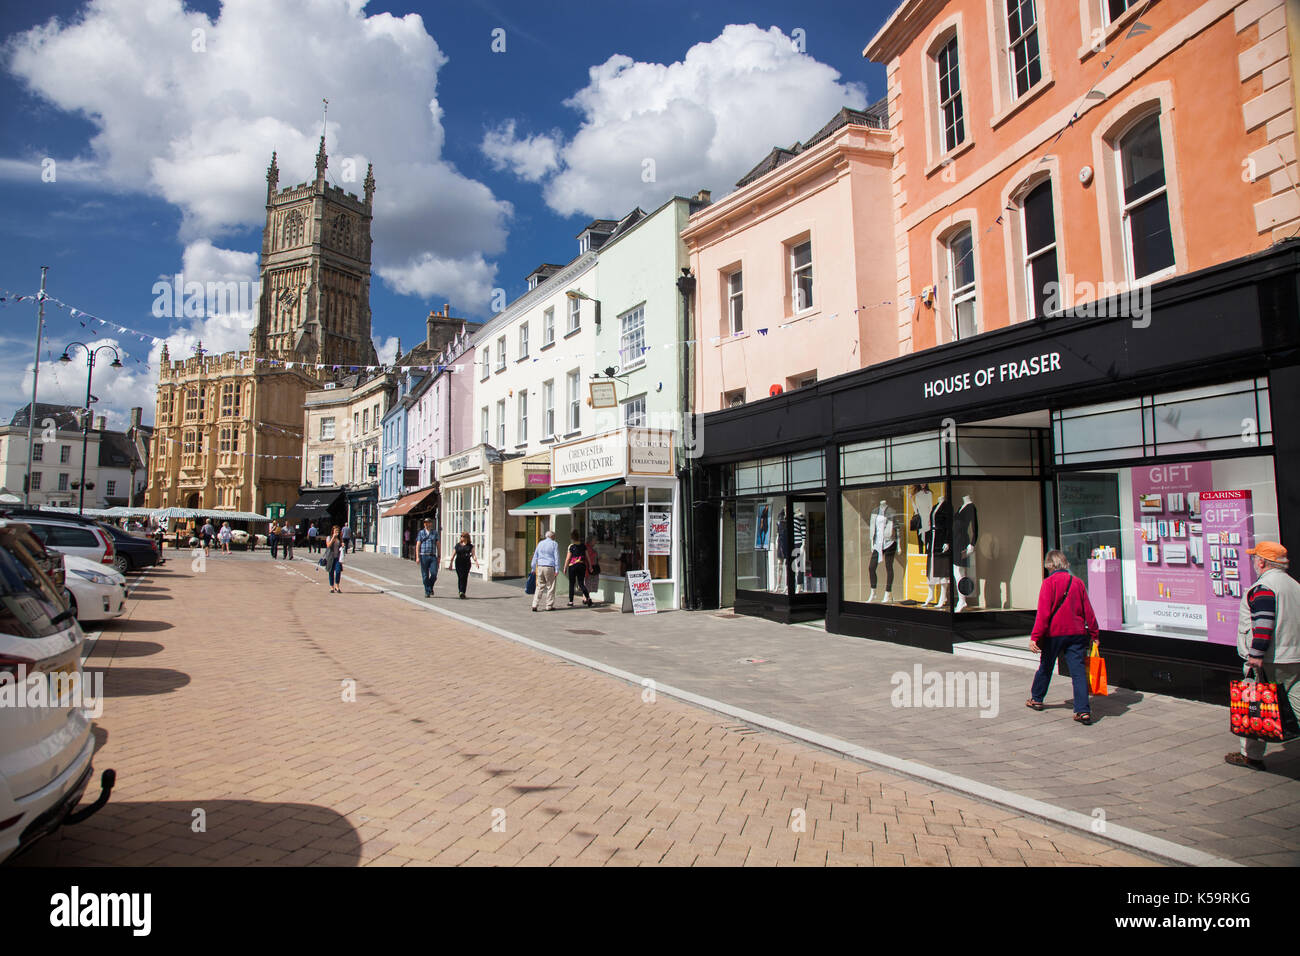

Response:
(1027, 550), (1101, 724)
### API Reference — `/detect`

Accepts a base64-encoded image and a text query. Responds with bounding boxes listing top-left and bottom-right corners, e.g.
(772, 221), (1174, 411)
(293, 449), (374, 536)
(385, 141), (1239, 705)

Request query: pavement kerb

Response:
(343, 563), (1238, 868)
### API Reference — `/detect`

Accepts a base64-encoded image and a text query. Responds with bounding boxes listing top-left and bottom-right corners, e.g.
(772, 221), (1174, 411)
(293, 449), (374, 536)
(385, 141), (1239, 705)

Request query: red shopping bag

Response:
(1230, 669), (1298, 742)
(1087, 641), (1108, 696)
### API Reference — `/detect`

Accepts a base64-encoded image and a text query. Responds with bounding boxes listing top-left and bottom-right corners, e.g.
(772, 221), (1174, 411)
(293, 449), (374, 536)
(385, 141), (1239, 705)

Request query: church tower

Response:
(251, 138), (379, 369)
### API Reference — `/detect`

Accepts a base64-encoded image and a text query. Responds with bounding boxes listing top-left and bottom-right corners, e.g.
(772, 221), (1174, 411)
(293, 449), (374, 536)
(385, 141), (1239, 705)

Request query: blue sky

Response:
(0, 0), (894, 426)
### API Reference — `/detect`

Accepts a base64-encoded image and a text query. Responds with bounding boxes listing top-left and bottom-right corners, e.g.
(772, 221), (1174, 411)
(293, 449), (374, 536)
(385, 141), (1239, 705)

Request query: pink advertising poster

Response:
(1131, 462), (1212, 632)
(1201, 490), (1255, 646)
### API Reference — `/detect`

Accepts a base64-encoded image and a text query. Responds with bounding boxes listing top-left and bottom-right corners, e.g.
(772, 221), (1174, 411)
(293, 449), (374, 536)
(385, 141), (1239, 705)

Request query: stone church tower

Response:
(251, 137), (379, 368)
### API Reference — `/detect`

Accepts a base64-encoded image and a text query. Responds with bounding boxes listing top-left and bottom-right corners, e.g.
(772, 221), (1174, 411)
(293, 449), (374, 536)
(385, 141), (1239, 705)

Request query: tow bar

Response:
(66, 769), (115, 824)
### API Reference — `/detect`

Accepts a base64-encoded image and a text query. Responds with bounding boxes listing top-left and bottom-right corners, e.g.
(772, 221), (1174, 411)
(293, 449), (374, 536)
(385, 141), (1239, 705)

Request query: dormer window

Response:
(578, 235), (590, 254)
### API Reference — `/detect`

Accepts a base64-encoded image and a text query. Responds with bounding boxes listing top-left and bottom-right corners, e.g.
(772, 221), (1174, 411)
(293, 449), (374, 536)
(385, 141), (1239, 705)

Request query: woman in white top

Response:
(218, 522), (233, 554)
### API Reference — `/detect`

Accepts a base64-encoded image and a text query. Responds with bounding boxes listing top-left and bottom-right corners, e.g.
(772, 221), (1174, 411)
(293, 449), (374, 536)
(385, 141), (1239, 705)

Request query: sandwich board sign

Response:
(621, 569), (657, 615)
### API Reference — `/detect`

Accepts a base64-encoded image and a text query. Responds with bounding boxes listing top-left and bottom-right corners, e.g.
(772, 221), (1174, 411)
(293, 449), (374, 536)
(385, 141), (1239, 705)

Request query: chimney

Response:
(695, 189), (712, 204)
(94, 415), (107, 431)
(130, 407), (142, 429)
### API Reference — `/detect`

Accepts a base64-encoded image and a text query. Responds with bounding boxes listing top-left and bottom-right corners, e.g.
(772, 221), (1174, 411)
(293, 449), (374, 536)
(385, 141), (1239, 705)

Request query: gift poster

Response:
(1201, 490), (1254, 646)
(1131, 462), (1211, 631)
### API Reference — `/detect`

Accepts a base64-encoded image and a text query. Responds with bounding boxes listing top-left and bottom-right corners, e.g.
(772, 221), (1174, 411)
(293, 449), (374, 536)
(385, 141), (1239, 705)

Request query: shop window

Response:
(1054, 379), (1272, 465)
(953, 427), (1041, 476)
(733, 498), (827, 595)
(788, 451), (825, 490)
(1117, 111), (1175, 281)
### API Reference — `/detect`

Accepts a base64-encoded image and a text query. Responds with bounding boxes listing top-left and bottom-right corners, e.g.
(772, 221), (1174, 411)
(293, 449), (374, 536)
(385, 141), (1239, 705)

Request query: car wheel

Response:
(68, 593), (79, 620)
(113, 554), (130, 575)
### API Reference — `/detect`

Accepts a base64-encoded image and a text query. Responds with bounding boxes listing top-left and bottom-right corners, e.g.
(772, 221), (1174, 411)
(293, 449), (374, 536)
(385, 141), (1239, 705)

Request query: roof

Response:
(734, 101), (889, 188)
(97, 430), (143, 469)
(9, 402), (85, 430)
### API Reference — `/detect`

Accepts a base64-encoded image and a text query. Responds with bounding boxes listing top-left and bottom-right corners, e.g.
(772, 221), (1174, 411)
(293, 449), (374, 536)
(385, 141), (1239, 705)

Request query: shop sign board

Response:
(443, 447), (484, 477)
(1132, 462), (1212, 632)
(553, 432), (625, 484)
(526, 470), (551, 486)
(628, 428), (674, 476)
(622, 569), (657, 614)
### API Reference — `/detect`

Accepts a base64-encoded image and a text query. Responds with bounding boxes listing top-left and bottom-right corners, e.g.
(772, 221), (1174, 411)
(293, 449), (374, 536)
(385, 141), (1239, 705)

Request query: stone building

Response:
(146, 138), (379, 514)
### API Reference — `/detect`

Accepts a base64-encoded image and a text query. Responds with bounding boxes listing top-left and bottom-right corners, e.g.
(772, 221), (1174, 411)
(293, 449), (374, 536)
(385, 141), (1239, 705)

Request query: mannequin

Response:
(912, 484), (932, 554)
(867, 499), (898, 603)
(791, 508), (807, 592)
(775, 509), (787, 593)
(925, 493), (953, 607)
(952, 495), (979, 612)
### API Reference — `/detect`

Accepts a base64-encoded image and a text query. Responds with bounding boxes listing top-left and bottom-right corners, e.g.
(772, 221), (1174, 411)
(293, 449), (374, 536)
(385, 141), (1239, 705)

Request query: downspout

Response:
(676, 266), (697, 610)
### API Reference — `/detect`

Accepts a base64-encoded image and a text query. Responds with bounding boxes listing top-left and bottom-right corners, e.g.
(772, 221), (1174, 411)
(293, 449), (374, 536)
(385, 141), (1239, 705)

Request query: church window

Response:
(282, 210), (305, 248)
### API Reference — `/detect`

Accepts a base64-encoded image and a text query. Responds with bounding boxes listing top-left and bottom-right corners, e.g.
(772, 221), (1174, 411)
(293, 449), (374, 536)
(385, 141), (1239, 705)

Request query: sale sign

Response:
(622, 570), (657, 615)
(647, 511), (671, 556)
(1201, 490), (1254, 646)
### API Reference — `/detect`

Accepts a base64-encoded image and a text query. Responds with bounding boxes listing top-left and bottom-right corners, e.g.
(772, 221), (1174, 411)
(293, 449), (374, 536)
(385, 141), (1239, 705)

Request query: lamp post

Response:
(59, 342), (123, 515)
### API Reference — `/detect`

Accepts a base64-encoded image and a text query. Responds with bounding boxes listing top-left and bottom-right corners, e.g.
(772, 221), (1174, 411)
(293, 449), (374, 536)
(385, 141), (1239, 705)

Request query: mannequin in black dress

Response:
(952, 496), (978, 612)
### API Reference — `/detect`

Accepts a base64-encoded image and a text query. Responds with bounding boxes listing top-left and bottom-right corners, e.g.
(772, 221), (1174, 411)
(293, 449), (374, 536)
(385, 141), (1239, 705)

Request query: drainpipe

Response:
(676, 267), (697, 610)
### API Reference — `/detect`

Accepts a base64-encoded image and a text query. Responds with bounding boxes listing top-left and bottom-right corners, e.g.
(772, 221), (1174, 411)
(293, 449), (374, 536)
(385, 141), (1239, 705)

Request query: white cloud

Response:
(377, 253), (499, 315)
(372, 335), (401, 365)
(482, 120), (561, 183)
(5, 0), (510, 310)
(484, 24), (868, 218)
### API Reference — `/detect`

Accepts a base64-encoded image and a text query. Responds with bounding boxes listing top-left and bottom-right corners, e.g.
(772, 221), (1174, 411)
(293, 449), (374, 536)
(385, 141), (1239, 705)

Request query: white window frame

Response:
(790, 240), (813, 313)
(1021, 178), (1058, 319)
(567, 369), (581, 432)
(1006, 0), (1041, 99)
(517, 390), (528, 445)
(319, 454), (334, 486)
(623, 395), (647, 427)
(496, 399), (506, 447)
(727, 270), (744, 335)
(320, 417), (335, 440)
(1116, 111), (1176, 284)
(936, 34), (966, 153)
(543, 380), (555, 437)
(519, 322), (529, 359)
(567, 297), (581, 333)
(619, 305), (646, 370)
(496, 336), (507, 371)
(543, 307), (555, 345)
(481, 347), (490, 381)
(480, 407), (489, 445)
(947, 226), (978, 340)
(1105, 0), (1137, 26)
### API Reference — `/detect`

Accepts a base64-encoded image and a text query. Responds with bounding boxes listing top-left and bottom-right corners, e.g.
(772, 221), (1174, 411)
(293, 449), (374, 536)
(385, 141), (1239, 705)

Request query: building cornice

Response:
(864, 0), (948, 63)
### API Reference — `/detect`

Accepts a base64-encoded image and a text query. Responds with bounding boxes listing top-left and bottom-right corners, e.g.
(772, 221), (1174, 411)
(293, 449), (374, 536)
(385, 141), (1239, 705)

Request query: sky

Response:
(0, 0), (894, 428)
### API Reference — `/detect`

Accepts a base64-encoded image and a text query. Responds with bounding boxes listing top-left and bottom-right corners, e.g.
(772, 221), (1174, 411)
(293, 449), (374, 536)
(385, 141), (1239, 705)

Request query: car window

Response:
(0, 538), (68, 639)
(47, 526), (99, 548)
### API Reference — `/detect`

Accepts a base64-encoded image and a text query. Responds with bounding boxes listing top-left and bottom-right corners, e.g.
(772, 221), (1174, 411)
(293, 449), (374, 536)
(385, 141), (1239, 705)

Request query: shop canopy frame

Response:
(284, 490), (346, 523)
(507, 478), (623, 517)
(381, 486), (439, 519)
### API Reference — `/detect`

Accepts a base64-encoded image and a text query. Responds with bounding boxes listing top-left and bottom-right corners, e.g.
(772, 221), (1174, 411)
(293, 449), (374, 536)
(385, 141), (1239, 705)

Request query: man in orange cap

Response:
(1227, 541), (1300, 770)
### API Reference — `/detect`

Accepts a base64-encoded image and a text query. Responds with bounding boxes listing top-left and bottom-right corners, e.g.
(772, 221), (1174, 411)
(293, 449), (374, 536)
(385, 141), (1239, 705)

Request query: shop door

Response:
(1057, 473), (1121, 589)
(525, 516), (538, 565)
(790, 497), (829, 594)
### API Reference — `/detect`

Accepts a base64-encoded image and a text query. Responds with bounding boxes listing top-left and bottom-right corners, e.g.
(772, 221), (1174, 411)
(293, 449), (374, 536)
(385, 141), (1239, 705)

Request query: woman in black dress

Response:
(452, 532), (475, 599)
(566, 530), (592, 607)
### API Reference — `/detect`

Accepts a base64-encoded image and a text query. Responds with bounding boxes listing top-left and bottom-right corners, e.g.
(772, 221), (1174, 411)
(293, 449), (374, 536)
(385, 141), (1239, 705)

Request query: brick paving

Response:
(16, 552), (1150, 867)
(333, 550), (1300, 866)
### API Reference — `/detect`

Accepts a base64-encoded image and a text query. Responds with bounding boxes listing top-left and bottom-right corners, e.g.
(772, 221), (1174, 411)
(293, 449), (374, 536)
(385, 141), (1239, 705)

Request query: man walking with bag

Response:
(417, 518), (439, 598)
(1226, 542), (1300, 770)
(530, 530), (559, 612)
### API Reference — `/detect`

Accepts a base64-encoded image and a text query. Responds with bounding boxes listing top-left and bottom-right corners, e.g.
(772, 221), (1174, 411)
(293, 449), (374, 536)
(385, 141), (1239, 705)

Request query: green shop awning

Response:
(507, 479), (622, 517)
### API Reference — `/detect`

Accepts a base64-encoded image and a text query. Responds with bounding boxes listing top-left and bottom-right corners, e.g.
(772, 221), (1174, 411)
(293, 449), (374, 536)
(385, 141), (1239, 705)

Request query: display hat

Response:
(1247, 541), (1288, 564)
(958, 576), (976, 596)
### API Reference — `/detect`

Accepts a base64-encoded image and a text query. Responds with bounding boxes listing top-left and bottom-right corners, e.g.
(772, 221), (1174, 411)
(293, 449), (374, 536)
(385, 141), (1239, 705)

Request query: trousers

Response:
(532, 566), (557, 609)
(869, 546), (896, 590)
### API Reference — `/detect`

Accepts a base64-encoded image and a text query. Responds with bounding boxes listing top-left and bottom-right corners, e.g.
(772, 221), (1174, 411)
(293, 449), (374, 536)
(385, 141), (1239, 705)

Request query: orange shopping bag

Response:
(1088, 641), (1108, 696)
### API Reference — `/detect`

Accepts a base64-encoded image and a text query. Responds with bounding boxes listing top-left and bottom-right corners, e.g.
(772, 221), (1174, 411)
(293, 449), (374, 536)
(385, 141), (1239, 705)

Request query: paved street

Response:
(18, 550), (1151, 867)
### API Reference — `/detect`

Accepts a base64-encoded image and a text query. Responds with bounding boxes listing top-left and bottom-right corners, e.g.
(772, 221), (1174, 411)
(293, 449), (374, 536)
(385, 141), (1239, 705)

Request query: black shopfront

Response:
(691, 241), (1300, 703)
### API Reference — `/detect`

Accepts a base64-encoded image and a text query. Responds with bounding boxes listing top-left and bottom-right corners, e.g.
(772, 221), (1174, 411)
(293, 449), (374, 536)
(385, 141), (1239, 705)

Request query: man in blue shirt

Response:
(417, 518), (439, 597)
(531, 530), (559, 611)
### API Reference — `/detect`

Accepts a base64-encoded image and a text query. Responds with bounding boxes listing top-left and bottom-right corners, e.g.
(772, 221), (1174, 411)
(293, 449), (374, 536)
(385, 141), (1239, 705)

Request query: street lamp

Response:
(565, 288), (601, 330)
(59, 342), (123, 515)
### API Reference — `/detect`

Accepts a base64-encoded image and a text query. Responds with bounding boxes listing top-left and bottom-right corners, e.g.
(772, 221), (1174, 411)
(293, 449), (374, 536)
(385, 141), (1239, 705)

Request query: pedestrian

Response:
(200, 518), (215, 556)
(585, 536), (601, 602)
(281, 522), (295, 560)
(1026, 550), (1101, 724)
(416, 518), (439, 597)
(342, 523), (353, 553)
(565, 530), (593, 607)
(1226, 542), (1300, 771)
(452, 531), (475, 599)
(269, 519), (280, 559)
(308, 522), (319, 554)
(325, 524), (344, 593)
(530, 529), (559, 612)
(218, 521), (232, 554)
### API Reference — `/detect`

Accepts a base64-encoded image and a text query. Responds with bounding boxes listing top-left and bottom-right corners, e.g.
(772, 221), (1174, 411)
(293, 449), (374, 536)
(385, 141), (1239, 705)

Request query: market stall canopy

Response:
(507, 478), (622, 516)
(381, 486), (439, 519)
(152, 507), (271, 523)
(284, 490), (345, 524)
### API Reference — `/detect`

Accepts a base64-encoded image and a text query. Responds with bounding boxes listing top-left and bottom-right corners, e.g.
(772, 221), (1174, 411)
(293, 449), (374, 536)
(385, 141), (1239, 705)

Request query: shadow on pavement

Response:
(108, 619), (175, 633)
(9, 800), (362, 867)
(86, 640), (165, 659)
(86, 666), (191, 697)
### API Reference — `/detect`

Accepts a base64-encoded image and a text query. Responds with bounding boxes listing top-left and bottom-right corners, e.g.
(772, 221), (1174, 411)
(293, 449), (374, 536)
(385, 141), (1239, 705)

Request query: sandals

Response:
(1073, 713), (1092, 725)
(1025, 699), (1043, 711)
(1224, 752), (1266, 771)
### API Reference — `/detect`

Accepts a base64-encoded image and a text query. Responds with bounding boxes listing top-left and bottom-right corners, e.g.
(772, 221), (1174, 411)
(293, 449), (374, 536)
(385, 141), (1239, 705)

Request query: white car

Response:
(62, 554), (127, 623)
(0, 522), (114, 862)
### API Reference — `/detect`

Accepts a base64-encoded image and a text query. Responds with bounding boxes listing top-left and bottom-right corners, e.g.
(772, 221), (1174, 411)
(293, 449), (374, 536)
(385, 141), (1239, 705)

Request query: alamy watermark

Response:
(151, 273), (259, 319)
(0, 666), (104, 718)
(1042, 274), (1151, 328)
(890, 664), (999, 718)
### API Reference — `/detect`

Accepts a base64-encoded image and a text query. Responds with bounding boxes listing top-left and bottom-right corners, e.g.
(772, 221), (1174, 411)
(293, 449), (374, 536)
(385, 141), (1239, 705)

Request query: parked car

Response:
(94, 522), (163, 571)
(61, 554), (127, 624)
(0, 522), (114, 862)
(13, 517), (118, 574)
